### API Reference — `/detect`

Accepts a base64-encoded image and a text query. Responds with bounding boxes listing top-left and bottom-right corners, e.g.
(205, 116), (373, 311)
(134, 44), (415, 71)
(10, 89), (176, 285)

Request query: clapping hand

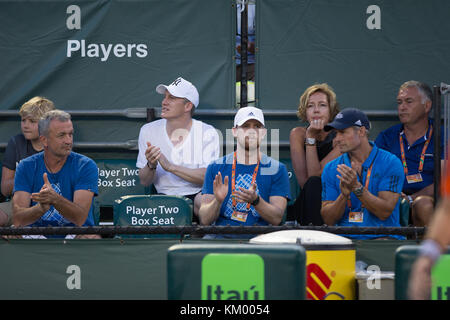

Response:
(31, 173), (54, 213)
(336, 164), (358, 197)
(213, 172), (229, 203)
(234, 183), (258, 204)
(157, 152), (173, 172)
(145, 142), (160, 168)
(146, 142), (174, 172)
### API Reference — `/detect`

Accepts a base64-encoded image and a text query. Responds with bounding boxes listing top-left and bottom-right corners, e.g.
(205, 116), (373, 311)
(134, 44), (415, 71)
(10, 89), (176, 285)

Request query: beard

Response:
(243, 135), (260, 152)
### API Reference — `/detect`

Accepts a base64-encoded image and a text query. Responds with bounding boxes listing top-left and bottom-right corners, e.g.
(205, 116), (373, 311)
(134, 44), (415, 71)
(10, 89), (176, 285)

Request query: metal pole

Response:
(433, 85), (441, 205)
(0, 108), (399, 118)
(240, 1), (248, 108)
(146, 107), (156, 123)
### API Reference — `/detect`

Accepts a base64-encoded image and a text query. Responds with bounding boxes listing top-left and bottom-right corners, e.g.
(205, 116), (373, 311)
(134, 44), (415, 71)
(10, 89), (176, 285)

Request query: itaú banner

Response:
(0, 0), (234, 111)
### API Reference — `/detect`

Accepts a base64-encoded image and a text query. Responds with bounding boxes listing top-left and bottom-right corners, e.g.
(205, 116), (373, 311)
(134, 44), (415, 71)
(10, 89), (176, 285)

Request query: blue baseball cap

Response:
(324, 108), (371, 131)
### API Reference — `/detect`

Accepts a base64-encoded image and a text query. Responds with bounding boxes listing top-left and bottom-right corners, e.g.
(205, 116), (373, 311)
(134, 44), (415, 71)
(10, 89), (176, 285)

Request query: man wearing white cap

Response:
(136, 77), (220, 219)
(198, 107), (290, 237)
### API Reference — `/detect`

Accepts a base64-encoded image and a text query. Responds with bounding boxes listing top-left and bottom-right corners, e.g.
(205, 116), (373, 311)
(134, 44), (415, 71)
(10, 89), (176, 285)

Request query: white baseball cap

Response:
(233, 107), (265, 127)
(156, 77), (199, 108)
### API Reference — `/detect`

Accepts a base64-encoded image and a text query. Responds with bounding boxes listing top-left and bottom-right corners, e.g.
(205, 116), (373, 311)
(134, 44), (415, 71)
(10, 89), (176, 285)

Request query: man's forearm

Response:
(253, 198), (285, 226)
(139, 166), (156, 186)
(198, 198), (221, 225)
(321, 194), (348, 225)
(358, 194), (391, 220)
(356, 189), (398, 221)
(168, 166), (205, 186)
(12, 203), (45, 226)
(52, 194), (89, 226)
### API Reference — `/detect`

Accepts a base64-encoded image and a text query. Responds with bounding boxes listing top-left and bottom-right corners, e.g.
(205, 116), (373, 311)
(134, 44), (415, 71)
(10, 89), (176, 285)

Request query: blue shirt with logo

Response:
(14, 152), (98, 229)
(375, 119), (443, 195)
(321, 143), (405, 239)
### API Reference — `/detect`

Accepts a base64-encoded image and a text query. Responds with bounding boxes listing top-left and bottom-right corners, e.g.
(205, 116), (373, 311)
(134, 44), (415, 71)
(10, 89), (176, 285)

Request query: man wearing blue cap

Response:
(320, 108), (405, 239)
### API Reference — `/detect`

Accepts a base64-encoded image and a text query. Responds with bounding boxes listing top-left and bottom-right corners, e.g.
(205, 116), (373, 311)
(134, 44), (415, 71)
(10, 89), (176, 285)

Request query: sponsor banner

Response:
(431, 254), (450, 300)
(201, 253), (265, 300)
(306, 249), (356, 300)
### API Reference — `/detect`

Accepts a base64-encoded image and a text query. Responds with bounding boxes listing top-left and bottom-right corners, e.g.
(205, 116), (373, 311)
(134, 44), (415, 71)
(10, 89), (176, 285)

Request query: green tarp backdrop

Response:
(0, 0), (235, 111)
(1, 0), (449, 154)
(3, 0), (450, 114)
(256, 0), (450, 110)
(0, 0), (235, 148)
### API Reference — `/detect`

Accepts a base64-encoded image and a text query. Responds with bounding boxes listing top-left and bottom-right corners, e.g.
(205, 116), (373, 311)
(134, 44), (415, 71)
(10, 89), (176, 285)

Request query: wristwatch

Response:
(353, 185), (364, 197)
(407, 195), (413, 205)
(147, 162), (157, 170)
(305, 137), (316, 146)
(251, 195), (260, 206)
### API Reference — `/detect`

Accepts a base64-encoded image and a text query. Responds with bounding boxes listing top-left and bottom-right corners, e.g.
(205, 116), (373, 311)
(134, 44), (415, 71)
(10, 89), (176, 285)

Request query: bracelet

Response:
(419, 239), (442, 265)
(147, 162), (157, 170)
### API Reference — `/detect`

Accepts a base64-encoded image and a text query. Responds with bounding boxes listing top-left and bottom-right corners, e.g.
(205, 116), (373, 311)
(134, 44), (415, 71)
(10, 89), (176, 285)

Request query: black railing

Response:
(0, 225), (426, 238)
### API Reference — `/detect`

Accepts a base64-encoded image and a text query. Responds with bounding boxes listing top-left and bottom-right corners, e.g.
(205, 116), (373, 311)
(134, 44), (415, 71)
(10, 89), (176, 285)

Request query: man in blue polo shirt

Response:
(375, 81), (444, 227)
(321, 108), (405, 240)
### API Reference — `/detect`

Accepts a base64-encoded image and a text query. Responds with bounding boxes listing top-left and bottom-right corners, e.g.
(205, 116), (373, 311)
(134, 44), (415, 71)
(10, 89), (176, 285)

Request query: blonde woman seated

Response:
(286, 84), (341, 225)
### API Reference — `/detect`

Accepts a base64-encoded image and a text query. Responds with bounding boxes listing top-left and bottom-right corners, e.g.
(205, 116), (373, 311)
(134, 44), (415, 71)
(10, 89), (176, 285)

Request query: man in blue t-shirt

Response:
(199, 107), (290, 238)
(321, 108), (405, 240)
(12, 110), (99, 238)
(375, 81), (443, 227)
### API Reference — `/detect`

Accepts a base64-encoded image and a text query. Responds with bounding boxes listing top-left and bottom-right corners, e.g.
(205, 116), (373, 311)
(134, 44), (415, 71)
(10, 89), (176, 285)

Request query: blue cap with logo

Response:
(324, 108), (371, 131)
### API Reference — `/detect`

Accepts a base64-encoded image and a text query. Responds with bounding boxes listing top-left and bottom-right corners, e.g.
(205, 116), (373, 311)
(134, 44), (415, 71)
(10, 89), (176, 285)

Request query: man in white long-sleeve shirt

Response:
(136, 77), (220, 220)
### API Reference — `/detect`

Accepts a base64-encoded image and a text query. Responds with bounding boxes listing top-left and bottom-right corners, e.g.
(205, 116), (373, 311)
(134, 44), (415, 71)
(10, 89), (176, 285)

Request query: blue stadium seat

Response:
(280, 158), (300, 224)
(399, 198), (410, 227)
(280, 158), (301, 204)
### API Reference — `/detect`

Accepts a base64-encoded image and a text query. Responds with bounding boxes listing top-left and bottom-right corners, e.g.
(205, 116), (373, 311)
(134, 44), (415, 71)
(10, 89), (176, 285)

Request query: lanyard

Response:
(399, 125), (432, 176)
(231, 151), (260, 211)
(347, 162), (373, 211)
